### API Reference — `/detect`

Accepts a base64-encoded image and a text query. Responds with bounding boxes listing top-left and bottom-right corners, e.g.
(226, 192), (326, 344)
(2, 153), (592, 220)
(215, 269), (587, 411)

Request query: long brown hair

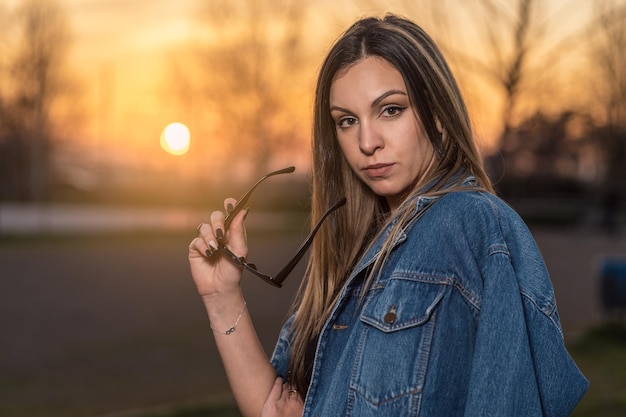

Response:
(287, 14), (494, 392)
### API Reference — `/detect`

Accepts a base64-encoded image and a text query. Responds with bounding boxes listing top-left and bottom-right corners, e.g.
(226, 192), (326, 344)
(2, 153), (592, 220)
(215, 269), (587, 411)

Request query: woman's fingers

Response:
(261, 377), (304, 417)
(195, 222), (217, 257)
(268, 377), (284, 401)
(188, 198), (252, 298)
(209, 210), (226, 245)
(209, 198), (247, 258)
(282, 382), (302, 403)
(192, 198), (249, 262)
(224, 197), (237, 215)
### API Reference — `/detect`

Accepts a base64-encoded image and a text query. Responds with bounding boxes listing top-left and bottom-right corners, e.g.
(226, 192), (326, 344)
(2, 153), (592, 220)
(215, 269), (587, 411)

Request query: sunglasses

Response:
(215, 166), (346, 288)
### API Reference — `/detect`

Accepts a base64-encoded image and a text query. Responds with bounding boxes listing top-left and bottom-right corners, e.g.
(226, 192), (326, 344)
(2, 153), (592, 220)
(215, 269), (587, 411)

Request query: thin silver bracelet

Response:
(210, 301), (247, 335)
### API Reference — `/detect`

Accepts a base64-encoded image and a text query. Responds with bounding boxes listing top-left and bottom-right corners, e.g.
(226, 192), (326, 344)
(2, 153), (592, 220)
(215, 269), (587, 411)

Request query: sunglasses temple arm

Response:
(271, 197), (347, 287)
(224, 166), (296, 230)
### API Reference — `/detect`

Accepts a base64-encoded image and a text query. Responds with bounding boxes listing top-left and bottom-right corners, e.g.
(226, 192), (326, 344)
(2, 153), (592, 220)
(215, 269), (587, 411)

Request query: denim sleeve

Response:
(270, 314), (295, 379)
(464, 251), (588, 417)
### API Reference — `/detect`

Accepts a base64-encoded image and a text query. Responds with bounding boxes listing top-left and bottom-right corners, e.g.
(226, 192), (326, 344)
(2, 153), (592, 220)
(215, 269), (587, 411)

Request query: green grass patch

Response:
(570, 321), (626, 417)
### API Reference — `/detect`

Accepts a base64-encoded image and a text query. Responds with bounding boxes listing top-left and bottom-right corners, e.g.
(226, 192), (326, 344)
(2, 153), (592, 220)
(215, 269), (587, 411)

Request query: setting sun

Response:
(160, 122), (190, 156)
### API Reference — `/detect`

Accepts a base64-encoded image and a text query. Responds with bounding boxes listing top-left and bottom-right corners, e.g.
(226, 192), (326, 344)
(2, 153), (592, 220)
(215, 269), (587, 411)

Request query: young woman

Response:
(189, 14), (588, 417)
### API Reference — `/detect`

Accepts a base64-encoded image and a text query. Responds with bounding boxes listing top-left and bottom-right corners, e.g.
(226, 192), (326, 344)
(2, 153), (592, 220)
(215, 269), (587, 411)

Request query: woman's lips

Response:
(363, 163), (394, 178)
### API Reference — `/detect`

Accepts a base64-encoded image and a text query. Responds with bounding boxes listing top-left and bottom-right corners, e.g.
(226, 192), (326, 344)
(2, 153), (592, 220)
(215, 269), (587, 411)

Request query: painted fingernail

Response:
(205, 249), (213, 257)
(216, 228), (224, 241)
(209, 241), (218, 251)
(226, 203), (234, 212)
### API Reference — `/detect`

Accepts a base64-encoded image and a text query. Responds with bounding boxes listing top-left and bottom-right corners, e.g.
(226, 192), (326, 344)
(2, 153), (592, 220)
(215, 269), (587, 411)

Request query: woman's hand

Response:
(261, 377), (304, 417)
(188, 198), (248, 298)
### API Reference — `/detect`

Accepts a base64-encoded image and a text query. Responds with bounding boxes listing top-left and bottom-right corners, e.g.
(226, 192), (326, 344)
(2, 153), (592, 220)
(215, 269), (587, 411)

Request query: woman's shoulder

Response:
(424, 189), (533, 247)
(433, 189), (520, 224)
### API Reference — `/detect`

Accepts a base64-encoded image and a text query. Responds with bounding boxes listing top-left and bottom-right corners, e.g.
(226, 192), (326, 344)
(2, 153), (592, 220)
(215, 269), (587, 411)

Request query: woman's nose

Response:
(358, 122), (384, 155)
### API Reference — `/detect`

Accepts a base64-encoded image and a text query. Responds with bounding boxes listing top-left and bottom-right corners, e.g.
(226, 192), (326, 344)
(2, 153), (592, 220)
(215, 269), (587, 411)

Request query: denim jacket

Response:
(271, 188), (588, 417)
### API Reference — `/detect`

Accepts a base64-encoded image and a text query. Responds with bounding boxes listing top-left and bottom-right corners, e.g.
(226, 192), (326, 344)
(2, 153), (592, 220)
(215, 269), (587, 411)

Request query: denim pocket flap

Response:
(360, 278), (447, 332)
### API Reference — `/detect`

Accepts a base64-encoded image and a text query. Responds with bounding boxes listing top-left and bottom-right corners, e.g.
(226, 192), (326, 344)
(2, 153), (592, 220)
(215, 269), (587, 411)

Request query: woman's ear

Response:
(435, 118), (443, 136)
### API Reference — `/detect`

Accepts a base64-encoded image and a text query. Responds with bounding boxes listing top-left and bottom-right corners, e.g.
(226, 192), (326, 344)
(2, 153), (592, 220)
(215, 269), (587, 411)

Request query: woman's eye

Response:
(337, 117), (358, 129)
(382, 106), (405, 117)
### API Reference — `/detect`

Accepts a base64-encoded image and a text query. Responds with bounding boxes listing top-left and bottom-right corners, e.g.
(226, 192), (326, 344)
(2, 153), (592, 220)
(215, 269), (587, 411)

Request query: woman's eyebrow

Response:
(371, 90), (407, 108)
(329, 89), (407, 114)
(329, 105), (351, 114)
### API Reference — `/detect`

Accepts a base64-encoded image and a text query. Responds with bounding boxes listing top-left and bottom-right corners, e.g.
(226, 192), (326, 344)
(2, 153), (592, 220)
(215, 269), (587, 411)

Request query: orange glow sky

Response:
(51, 0), (594, 174)
(62, 0), (196, 161)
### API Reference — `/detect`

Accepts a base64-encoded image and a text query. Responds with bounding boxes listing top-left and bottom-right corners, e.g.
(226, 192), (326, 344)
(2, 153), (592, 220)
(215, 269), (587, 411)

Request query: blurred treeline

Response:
(0, 0), (75, 202)
(0, 0), (625, 227)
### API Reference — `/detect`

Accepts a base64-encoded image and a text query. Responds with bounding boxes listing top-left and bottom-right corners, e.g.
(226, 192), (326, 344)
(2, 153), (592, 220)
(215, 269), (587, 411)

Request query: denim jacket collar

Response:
(348, 173), (477, 282)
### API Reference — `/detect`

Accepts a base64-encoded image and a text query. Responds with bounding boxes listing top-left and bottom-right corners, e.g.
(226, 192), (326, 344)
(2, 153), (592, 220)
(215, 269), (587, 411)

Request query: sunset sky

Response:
(13, 0), (598, 182)
(63, 0), (197, 154)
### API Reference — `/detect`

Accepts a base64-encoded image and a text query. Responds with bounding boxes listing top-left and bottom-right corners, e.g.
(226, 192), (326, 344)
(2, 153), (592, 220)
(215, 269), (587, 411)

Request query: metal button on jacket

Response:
(384, 304), (397, 324)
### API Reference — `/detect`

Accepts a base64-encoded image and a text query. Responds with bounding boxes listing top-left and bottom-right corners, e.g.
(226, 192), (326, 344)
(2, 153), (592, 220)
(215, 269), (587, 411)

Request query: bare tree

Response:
(186, 0), (315, 178)
(588, 0), (626, 127)
(5, 0), (71, 201)
(441, 0), (542, 143)
(586, 0), (626, 194)
(360, 0), (560, 158)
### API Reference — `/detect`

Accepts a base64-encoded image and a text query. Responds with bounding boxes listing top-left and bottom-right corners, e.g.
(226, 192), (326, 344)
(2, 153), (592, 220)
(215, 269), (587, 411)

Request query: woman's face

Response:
(329, 56), (436, 212)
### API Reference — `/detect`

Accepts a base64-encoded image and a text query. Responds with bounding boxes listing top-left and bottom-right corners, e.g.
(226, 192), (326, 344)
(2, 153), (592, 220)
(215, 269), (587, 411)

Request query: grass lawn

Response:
(570, 321), (626, 417)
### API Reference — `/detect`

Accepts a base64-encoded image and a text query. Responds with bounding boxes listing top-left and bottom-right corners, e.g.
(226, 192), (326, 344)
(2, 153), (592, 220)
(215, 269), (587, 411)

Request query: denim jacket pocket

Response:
(360, 276), (448, 331)
(348, 276), (449, 416)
